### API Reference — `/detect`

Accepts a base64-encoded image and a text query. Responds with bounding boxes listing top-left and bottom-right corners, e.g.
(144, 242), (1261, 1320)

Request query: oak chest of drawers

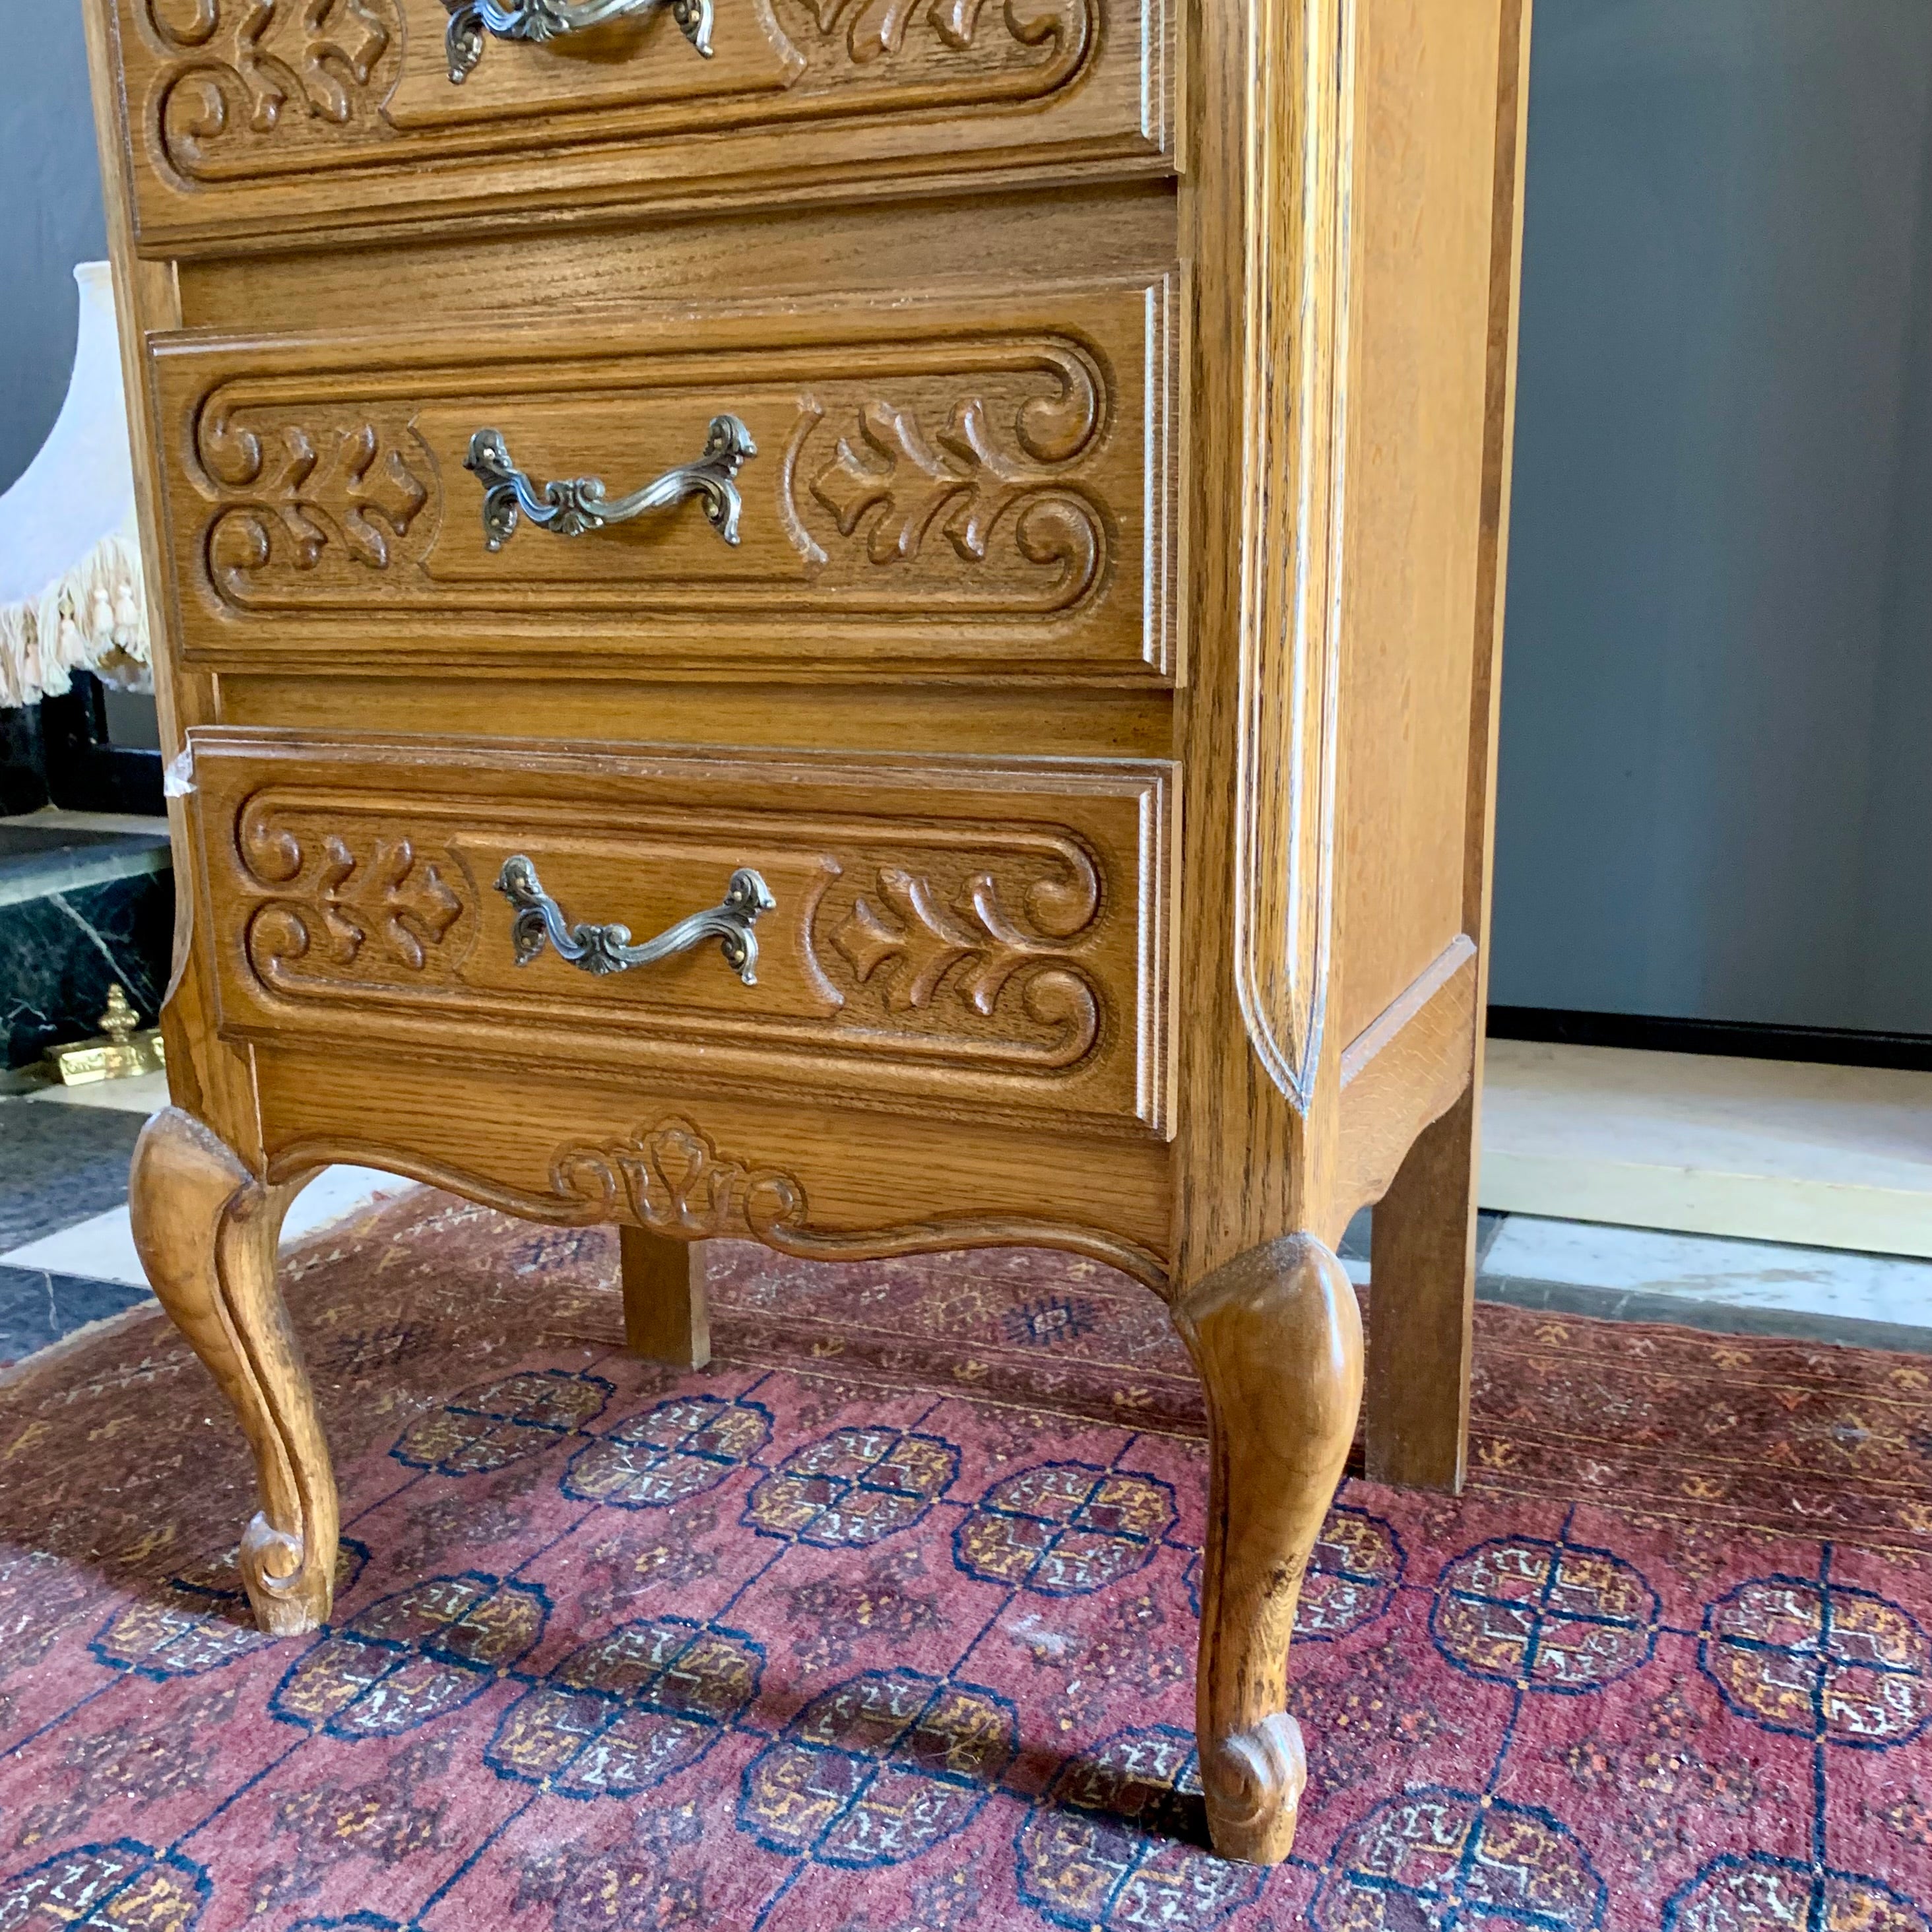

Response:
(86, 0), (1528, 1864)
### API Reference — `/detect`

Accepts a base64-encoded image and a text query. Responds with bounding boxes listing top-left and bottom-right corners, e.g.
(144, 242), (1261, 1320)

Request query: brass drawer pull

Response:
(465, 416), (756, 552)
(445, 0), (715, 82)
(496, 856), (775, 984)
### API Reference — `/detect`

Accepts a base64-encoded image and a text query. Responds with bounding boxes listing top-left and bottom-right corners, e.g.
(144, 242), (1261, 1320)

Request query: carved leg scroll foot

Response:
(128, 1107), (338, 1636)
(1173, 1233), (1365, 1864)
(618, 1226), (711, 1369)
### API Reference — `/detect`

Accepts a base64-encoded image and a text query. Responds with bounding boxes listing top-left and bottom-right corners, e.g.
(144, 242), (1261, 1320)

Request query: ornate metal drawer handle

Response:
(465, 416), (755, 552)
(496, 856), (775, 984)
(445, 0), (714, 83)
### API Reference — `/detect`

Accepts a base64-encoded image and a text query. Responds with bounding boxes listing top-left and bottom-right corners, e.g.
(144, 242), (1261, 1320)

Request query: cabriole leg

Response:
(619, 1225), (711, 1368)
(1173, 1233), (1364, 1864)
(128, 1106), (337, 1636)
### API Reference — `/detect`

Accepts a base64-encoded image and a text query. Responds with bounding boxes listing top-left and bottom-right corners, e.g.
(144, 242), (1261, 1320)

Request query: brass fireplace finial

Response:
(98, 984), (139, 1044)
(43, 984), (166, 1086)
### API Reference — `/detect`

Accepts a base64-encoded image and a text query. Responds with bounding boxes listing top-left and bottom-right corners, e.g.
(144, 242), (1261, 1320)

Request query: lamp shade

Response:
(0, 261), (149, 708)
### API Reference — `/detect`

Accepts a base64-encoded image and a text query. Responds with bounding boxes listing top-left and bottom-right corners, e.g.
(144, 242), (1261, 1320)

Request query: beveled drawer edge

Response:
(176, 723), (1178, 796)
(135, 148), (1184, 263)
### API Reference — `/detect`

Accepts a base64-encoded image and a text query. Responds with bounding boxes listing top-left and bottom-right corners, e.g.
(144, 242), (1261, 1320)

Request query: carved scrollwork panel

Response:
(156, 282), (1171, 672)
(818, 840), (1105, 1072)
(780, 348), (1109, 618)
(143, 0), (406, 185)
(542, 1112), (1170, 1287)
(227, 800), (1112, 1076)
(237, 798), (469, 988)
(263, 1113), (1171, 1289)
(771, 0), (1092, 93)
(198, 743), (1174, 1134)
(194, 394), (437, 610)
(552, 1116), (805, 1238)
(127, 0), (1130, 214)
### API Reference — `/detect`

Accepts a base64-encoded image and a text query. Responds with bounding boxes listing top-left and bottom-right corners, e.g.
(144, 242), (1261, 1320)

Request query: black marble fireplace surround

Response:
(0, 817), (172, 1068)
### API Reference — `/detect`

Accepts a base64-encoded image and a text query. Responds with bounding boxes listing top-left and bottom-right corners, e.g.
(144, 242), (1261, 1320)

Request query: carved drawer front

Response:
(148, 275), (1178, 680)
(189, 730), (1178, 1136)
(109, 0), (1172, 255)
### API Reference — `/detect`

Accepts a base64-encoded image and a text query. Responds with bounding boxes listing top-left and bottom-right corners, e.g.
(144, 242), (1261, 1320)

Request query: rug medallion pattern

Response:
(0, 1192), (1925, 1928)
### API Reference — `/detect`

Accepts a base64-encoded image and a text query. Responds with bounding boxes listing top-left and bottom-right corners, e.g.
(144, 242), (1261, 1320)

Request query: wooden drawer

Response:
(105, 0), (1173, 255)
(148, 274), (1179, 680)
(184, 730), (1178, 1136)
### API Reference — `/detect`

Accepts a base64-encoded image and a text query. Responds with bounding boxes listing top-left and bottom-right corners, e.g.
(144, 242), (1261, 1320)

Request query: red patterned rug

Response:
(0, 1188), (1927, 1930)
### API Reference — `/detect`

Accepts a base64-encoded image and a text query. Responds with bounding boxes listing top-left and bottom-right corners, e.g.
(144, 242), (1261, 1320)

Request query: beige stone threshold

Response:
(1479, 1039), (1932, 1260)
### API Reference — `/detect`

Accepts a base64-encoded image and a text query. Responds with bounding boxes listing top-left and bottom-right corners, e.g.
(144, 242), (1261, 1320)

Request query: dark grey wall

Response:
(1, 10), (108, 495)
(1852, 84), (1932, 1034)
(1491, 1), (1932, 1031)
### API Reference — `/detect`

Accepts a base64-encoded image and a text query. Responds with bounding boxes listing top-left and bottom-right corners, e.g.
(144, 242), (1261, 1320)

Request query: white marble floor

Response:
(0, 1068), (416, 1289)
(18, 1066), (170, 1113)
(0, 808), (173, 909)
(1481, 1213), (1932, 1332)
(0, 1162), (418, 1291)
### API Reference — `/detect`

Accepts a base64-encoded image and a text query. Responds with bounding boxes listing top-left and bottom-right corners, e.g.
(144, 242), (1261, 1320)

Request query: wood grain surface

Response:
(620, 1224), (712, 1368)
(185, 729), (1177, 1135)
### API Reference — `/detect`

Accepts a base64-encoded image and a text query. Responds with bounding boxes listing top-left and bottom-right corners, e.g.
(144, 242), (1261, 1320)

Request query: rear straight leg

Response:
(1360, 0), (1537, 1497)
(618, 1226), (711, 1368)
(1365, 1083), (1478, 1490)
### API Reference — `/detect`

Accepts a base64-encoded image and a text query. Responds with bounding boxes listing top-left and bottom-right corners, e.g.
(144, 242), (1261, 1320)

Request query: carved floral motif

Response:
(827, 864), (1102, 1062)
(517, 1113), (1167, 1286)
(238, 806), (463, 981)
(220, 796), (1129, 1091)
(315, 836), (463, 969)
(195, 399), (434, 608)
(140, 0), (1097, 185)
(184, 339), (1109, 621)
(808, 397), (1097, 585)
(553, 1118), (804, 1240)
(796, 0), (1082, 69)
(785, 343), (1109, 611)
(148, 0), (401, 179)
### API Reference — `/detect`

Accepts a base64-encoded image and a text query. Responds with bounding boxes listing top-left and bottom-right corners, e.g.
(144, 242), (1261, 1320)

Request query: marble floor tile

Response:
(26, 1068), (169, 1114)
(0, 1264), (152, 1367)
(0, 1101), (145, 1250)
(0, 1204), (145, 1290)
(0, 816), (170, 909)
(280, 1166), (424, 1245)
(1483, 1213), (1932, 1330)
(0, 870), (174, 1068)
(0, 1165), (421, 1291)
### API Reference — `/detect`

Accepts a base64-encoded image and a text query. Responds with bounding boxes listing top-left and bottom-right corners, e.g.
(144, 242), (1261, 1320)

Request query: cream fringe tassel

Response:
(0, 527), (151, 710)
